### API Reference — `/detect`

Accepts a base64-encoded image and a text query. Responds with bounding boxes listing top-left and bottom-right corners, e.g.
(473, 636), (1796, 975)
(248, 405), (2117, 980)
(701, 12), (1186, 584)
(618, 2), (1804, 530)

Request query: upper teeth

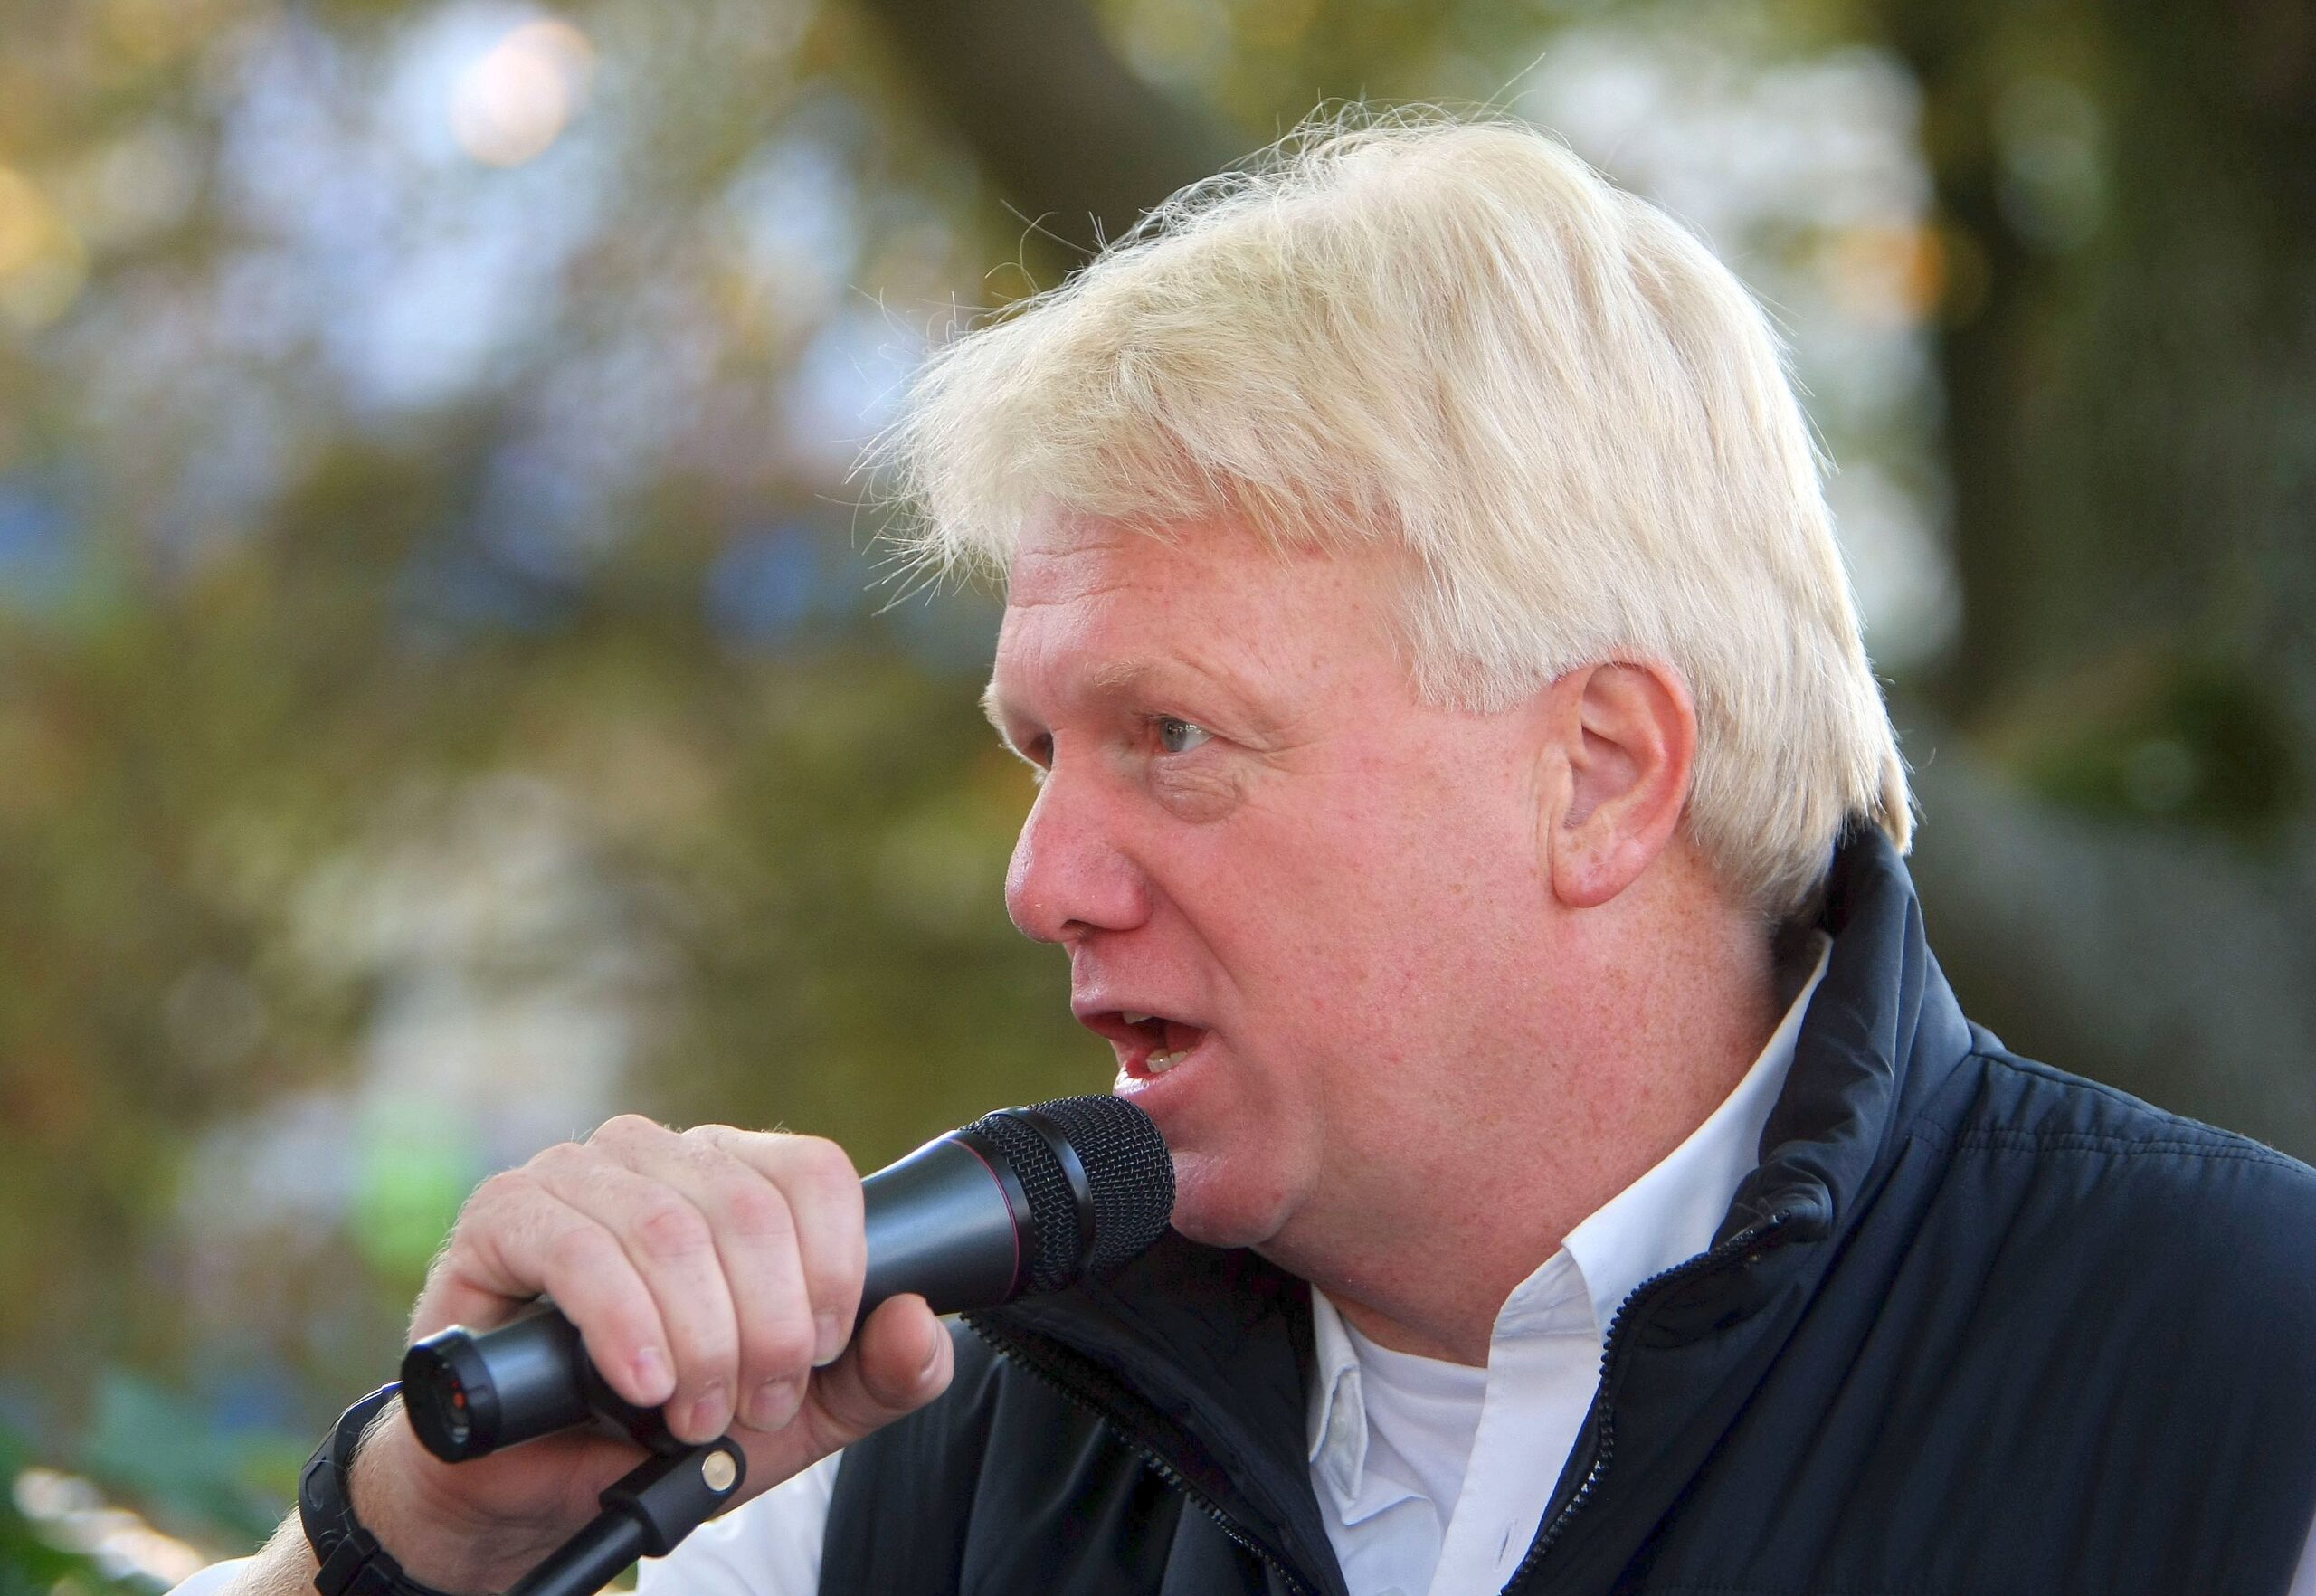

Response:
(1124, 1012), (1154, 1026)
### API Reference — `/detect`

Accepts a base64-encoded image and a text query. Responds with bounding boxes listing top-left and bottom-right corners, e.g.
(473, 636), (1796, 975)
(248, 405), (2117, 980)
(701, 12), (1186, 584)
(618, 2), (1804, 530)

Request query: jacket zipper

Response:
(1500, 1210), (1797, 1593)
(966, 1316), (1322, 1596)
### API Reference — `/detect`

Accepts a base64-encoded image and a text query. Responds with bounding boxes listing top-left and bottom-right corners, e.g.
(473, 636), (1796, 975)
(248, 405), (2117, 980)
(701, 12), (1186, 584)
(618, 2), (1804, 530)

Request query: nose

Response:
(1003, 765), (1151, 944)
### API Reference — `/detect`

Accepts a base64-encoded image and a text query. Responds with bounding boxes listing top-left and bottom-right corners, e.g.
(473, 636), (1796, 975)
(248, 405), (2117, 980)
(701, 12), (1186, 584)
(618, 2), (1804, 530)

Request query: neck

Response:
(1272, 863), (1783, 1366)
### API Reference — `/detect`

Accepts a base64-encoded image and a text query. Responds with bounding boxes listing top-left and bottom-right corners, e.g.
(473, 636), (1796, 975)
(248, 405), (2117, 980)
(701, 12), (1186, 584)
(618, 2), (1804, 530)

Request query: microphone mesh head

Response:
(968, 1096), (1174, 1293)
(967, 1109), (1079, 1292)
(1020, 1095), (1175, 1272)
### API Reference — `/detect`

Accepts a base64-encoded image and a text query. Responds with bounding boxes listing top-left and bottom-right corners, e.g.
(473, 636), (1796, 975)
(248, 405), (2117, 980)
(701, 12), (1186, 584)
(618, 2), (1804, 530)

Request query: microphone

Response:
(399, 1095), (1173, 1462)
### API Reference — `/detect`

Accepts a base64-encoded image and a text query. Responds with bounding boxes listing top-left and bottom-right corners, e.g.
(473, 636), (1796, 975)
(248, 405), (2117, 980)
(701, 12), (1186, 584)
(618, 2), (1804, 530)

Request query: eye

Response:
(1156, 717), (1212, 755)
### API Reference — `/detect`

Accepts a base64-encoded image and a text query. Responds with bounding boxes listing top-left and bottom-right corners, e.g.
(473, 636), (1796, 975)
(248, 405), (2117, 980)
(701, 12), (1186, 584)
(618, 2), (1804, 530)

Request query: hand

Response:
(347, 1118), (955, 1595)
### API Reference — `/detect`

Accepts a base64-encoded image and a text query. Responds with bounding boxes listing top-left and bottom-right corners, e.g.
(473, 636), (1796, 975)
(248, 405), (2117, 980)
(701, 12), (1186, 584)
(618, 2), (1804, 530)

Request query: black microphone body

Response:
(853, 1128), (1043, 1316)
(402, 1096), (1172, 1463)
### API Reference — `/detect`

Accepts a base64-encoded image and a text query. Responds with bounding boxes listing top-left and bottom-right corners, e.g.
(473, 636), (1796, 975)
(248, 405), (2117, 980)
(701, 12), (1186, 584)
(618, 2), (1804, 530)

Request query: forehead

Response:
(1004, 509), (1318, 600)
(986, 511), (1405, 712)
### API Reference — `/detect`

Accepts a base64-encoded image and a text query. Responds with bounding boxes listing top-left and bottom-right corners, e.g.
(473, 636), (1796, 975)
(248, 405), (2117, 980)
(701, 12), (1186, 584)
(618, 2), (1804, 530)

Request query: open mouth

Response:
(1080, 1010), (1211, 1079)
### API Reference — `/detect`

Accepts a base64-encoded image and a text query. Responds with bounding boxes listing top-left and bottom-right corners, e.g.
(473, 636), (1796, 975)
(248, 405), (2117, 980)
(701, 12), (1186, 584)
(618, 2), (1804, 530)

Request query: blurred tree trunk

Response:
(850, 0), (2316, 1157)
(850, 0), (1240, 268)
(1883, 0), (2316, 728)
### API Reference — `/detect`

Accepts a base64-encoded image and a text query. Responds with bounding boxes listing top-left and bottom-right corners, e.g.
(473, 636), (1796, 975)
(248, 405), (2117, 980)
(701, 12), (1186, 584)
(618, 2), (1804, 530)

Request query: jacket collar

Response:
(1723, 829), (1971, 1245)
(973, 830), (1970, 1596)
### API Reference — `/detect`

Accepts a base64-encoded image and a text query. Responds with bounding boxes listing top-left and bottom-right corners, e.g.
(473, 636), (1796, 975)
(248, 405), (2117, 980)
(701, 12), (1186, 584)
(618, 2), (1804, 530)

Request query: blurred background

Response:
(1, 0), (2311, 1582)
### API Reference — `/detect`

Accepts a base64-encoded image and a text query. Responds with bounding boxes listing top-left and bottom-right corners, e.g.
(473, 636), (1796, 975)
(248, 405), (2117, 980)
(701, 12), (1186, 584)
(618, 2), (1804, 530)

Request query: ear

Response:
(1537, 661), (1697, 910)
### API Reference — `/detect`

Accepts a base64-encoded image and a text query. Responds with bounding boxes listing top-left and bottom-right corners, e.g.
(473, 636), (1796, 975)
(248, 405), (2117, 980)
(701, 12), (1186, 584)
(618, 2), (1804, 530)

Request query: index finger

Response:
(413, 1169), (679, 1410)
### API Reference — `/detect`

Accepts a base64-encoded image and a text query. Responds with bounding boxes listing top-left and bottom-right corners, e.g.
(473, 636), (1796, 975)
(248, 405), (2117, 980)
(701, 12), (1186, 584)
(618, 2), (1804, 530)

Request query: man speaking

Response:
(187, 112), (2316, 1596)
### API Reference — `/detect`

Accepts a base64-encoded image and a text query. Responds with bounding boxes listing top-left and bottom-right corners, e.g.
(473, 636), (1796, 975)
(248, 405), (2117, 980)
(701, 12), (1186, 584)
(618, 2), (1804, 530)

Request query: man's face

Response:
(985, 511), (1567, 1265)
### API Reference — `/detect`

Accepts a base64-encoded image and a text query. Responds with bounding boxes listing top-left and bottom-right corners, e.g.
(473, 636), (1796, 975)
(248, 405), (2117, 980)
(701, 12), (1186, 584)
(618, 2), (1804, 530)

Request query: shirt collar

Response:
(1304, 933), (1833, 1504)
(1305, 1296), (1375, 1507)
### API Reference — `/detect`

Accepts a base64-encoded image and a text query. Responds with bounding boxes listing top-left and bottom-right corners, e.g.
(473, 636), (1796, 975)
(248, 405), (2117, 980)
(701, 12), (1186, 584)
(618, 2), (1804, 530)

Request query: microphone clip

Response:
(503, 1437), (747, 1596)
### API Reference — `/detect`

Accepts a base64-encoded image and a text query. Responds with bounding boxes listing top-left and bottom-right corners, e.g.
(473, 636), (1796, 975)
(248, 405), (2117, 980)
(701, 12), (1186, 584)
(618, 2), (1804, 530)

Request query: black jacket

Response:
(820, 833), (2316, 1595)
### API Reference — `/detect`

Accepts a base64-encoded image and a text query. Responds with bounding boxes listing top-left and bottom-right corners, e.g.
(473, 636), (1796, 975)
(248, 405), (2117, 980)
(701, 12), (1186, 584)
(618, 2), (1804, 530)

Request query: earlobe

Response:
(1539, 662), (1697, 910)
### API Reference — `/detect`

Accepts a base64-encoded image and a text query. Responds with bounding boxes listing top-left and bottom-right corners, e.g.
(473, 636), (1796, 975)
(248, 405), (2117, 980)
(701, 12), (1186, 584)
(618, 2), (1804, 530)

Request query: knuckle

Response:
(590, 1113), (666, 1147)
(718, 1175), (794, 1243)
(793, 1135), (859, 1192)
(631, 1197), (713, 1264)
(768, 1135), (862, 1223)
(457, 1168), (533, 1229)
(542, 1220), (616, 1282)
(527, 1141), (591, 1181)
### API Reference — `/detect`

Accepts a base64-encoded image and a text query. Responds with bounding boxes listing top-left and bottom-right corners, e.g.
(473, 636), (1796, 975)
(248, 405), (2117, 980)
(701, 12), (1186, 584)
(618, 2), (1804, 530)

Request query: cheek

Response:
(1210, 758), (1540, 1060)
(1168, 781), (1454, 1003)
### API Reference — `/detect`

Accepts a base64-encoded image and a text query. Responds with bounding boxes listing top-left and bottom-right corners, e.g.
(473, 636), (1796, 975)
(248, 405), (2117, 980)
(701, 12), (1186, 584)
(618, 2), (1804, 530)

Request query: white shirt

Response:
(170, 935), (2316, 1596)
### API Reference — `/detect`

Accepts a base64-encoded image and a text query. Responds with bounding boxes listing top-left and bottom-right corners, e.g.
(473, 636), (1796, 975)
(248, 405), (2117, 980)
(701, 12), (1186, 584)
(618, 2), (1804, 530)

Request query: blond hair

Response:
(878, 110), (1912, 922)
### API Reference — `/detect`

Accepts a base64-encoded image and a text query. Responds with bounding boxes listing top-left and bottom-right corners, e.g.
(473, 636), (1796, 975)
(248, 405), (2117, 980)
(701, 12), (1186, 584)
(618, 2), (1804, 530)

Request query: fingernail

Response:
(918, 1333), (945, 1383)
(685, 1382), (728, 1441)
(812, 1312), (844, 1367)
(747, 1376), (802, 1430)
(632, 1346), (674, 1403)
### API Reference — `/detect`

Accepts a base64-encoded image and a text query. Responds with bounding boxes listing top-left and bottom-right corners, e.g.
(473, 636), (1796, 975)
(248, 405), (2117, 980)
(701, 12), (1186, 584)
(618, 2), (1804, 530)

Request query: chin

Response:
(1163, 1148), (1296, 1250)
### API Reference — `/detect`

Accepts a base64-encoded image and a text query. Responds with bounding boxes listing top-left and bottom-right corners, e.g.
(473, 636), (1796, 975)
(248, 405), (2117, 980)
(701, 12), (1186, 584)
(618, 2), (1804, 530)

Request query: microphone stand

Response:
(504, 1437), (746, 1596)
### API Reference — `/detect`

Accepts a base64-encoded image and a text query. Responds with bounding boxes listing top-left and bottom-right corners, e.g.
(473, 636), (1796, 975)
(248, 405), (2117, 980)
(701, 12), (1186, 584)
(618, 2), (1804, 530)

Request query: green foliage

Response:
(1998, 651), (2304, 840)
(0, 1420), (151, 1596)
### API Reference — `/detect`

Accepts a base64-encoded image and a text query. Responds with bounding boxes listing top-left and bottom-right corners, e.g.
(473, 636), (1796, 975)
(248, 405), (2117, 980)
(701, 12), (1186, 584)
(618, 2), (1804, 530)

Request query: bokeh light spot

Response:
(0, 168), (87, 330)
(450, 19), (596, 167)
(1822, 222), (1946, 327)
